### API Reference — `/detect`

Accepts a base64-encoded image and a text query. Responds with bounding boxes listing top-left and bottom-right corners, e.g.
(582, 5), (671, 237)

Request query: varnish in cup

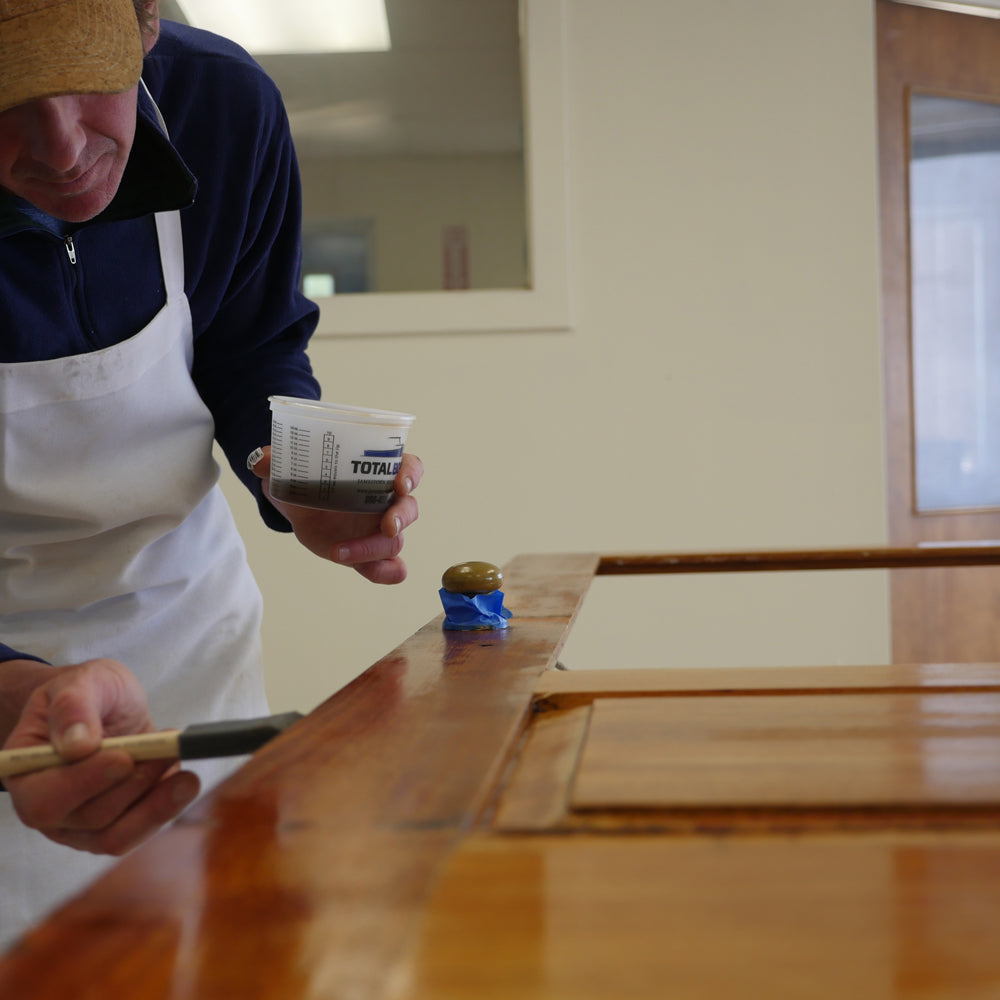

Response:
(268, 396), (415, 512)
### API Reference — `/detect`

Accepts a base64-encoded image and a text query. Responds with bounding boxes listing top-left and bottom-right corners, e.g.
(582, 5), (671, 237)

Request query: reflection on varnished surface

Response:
(5, 552), (1000, 998)
(573, 693), (1000, 809)
(0, 608), (586, 999)
(534, 661), (1000, 701)
(406, 834), (1000, 1000)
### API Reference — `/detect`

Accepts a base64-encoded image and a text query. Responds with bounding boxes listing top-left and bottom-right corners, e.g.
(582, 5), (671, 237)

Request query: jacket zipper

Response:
(60, 232), (98, 347)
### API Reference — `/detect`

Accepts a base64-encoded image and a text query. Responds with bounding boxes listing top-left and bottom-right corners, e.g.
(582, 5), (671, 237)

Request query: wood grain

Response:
(534, 662), (1000, 706)
(571, 693), (1000, 810)
(0, 569), (592, 999)
(597, 544), (1000, 575)
(5, 552), (1000, 998)
(404, 833), (1000, 1000)
(490, 704), (591, 831)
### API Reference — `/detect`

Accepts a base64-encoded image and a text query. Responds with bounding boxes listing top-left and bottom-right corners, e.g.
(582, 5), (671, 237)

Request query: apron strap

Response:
(139, 79), (186, 305)
(154, 210), (185, 304)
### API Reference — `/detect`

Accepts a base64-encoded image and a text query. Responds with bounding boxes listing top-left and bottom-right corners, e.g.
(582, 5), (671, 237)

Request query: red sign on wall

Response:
(442, 224), (470, 290)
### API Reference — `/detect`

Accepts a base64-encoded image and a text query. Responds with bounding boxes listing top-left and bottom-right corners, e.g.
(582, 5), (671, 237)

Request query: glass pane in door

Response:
(909, 94), (1000, 511)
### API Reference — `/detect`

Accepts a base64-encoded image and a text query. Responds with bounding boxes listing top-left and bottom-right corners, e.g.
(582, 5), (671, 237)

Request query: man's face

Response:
(0, 87), (138, 223)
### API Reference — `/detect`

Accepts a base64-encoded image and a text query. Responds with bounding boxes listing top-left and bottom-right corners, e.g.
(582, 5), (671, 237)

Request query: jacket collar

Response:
(0, 90), (197, 237)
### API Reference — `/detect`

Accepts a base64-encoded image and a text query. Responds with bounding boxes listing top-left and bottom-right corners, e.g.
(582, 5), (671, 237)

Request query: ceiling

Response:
(159, 0), (524, 158)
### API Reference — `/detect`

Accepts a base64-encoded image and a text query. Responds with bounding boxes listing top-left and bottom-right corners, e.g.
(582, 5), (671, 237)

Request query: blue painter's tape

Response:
(439, 589), (512, 631)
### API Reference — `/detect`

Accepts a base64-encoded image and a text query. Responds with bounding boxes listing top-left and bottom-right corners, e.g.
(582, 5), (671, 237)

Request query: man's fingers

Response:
(7, 750), (137, 828)
(246, 441), (420, 587)
(44, 769), (201, 857)
(247, 445), (271, 479)
(8, 751), (179, 833)
(62, 758), (180, 833)
(7, 658), (155, 762)
(381, 494), (419, 538)
(354, 557), (408, 585)
(333, 531), (404, 567)
(395, 453), (423, 495)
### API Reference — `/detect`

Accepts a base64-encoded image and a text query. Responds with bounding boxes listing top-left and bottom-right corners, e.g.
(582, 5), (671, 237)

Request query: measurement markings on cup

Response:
(288, 426), (312, 499)
(319, 432), (337, 502)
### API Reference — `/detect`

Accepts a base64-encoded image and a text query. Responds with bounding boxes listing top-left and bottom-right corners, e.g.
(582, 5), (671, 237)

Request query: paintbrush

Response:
(0, 711), (304, 780)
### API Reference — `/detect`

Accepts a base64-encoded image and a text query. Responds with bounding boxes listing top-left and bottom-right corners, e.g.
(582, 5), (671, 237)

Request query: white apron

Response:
(0, 207), (269, 949)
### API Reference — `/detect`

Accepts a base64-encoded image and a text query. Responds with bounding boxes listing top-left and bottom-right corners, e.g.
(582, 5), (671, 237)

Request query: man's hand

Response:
(1, 658), (200, 856)
(250, 446), (423, 585)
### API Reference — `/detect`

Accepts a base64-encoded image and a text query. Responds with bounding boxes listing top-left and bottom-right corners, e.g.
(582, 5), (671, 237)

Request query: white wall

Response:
(221, 0), (890, 714)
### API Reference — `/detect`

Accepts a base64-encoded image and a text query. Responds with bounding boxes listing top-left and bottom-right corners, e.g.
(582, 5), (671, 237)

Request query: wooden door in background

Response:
(879, 0), (1000, 660)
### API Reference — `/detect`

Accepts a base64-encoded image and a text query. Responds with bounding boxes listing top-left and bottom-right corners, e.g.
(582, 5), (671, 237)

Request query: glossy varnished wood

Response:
(597, 544), (1000, 575)
(4, 551), (1000, 998)
(572, 692), (1000, 810)
(0, 555), (598, 999)
(490, 703), (591, 831)
(404, 833), (1000, 999)
(533, 662), (1000, 707)
(502, 665), (1000, 836)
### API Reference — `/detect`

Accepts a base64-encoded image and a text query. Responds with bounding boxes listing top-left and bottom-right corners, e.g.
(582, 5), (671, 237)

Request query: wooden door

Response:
(878, 0), (1000, 661)
(7, 554), (1000, 998)
(408, 664), (1000, 999)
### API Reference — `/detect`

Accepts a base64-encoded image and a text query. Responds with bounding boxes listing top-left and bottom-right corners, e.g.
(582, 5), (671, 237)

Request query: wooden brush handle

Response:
(0, 730), (181, 779)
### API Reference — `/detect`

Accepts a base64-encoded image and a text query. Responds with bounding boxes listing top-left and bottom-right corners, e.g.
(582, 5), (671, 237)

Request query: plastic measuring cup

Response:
(268, 396), (416, 512)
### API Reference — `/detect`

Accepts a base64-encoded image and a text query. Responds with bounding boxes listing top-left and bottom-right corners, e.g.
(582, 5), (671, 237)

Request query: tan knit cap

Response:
(0, 0), (143, 114)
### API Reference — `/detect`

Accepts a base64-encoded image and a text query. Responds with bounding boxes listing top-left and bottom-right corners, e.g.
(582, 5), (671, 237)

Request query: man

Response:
(0, 0), (422, 947)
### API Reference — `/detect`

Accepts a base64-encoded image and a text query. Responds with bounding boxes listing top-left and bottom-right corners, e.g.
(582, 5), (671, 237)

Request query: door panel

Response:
(878, 0), (1000, 660)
